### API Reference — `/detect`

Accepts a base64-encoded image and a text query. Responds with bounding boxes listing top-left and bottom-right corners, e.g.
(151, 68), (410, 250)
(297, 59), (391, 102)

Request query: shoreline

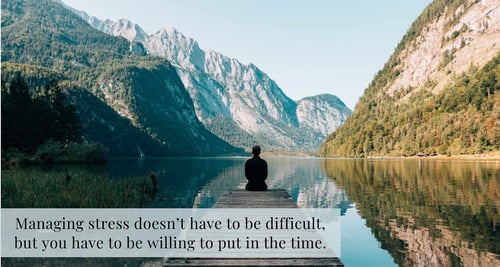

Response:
(366, 152), (500, 161)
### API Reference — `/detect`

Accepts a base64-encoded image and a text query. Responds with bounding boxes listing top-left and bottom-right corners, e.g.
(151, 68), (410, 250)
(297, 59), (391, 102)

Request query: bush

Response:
(2, 140), (108, 165)
(34, 140), (108, 163)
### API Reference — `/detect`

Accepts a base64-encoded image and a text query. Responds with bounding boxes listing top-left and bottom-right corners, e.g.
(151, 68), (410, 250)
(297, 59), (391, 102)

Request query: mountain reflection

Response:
(192, 157), (349, 210)
(89, 157), (348, 209)
(10, 157), (497, 266)
(322, 159), (499, 267)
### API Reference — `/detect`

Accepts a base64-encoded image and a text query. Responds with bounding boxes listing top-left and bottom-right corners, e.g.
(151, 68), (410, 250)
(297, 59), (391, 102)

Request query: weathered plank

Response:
(212, 189), (297, 208)
(163, 257), (344, 266)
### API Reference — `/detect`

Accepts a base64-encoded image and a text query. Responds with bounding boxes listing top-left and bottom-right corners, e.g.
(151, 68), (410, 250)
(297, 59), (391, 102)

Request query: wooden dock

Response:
(164, 189), (343, 266)
(164, 257), (343, 266)
(213, 189), (297, 208)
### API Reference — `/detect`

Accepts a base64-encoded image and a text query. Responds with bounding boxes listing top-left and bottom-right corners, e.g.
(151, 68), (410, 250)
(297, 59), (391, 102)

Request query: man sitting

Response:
(245, 145), (268, 191)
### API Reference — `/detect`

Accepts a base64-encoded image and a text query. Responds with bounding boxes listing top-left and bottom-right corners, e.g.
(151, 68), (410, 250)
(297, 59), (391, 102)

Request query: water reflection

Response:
(322, 159), (499, 267)
(4, 157), (497, 266)
(190, 157), (349, 209)
(106, 157), (247, 208)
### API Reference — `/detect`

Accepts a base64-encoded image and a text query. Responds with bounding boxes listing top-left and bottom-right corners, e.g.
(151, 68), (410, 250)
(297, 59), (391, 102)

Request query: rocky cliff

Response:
(386, 0), (499, 97)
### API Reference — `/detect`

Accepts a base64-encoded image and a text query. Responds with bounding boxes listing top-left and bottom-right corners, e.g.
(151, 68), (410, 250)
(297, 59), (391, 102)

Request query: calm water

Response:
(5, 157), (499, 267)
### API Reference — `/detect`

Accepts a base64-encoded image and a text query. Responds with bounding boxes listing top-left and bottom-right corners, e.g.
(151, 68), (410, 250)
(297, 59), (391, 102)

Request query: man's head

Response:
(252, 145), (261, 156)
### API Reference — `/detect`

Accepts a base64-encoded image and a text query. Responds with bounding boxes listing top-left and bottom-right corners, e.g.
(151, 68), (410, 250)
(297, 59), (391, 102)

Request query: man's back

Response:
(245, 156), (268, 191)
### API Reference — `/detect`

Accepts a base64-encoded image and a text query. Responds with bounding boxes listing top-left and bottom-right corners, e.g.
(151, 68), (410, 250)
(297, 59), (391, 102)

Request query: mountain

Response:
(321, 0), (500, 157)
(297, 94), (352, 137)
(1, 0), (241, 156)
(68, 8), (352, 152)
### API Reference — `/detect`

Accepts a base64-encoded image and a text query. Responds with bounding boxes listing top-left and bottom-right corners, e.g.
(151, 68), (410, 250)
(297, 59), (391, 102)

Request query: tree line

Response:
(1, 72), (107, 163)
(320, 55), (499, 157)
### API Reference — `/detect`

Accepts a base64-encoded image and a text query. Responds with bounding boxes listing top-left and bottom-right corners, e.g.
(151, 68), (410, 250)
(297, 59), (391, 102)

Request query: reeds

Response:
(1, 168), (152, 208)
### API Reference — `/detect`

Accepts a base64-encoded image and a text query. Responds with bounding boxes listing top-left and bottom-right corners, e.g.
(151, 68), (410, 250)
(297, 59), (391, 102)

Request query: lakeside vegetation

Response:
(1, 74), (108, 164)
(2, 141), (108, 165)
(1, 167), (156, 208)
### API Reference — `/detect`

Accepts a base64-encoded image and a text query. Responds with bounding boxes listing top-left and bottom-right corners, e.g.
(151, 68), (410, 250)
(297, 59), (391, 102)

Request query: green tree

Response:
(1, 77), (81, 152)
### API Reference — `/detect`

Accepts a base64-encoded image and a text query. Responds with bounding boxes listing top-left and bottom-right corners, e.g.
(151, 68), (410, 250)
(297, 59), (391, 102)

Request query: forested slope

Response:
(320, 0), (499, 157)
(1, 0), (241, 157)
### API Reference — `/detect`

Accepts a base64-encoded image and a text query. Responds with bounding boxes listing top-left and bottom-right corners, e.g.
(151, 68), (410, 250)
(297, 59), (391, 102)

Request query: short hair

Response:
(252, 145), (261, 155)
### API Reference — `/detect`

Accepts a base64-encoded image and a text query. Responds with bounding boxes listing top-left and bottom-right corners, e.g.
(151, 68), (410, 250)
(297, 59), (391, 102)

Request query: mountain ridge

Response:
(68, 8), (351, 152)
(1, 0), (242, 156)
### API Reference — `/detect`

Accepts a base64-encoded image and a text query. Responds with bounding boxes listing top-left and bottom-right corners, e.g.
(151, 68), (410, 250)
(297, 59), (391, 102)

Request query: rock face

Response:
(320, 0), (500, 157)
(297, 94), (351, 137)
(69, 9), (352, 152)
(386, 0), (500, 97)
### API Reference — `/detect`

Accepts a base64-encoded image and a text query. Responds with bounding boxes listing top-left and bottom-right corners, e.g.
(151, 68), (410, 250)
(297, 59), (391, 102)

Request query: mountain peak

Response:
(297, 94), (351, 137)
(68, 9), (148, 42)
(64, 3), (351, 152)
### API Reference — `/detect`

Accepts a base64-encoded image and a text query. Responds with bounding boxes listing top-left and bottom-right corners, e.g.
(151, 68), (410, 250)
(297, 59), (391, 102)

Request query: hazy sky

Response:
(62, 0), (432, 109)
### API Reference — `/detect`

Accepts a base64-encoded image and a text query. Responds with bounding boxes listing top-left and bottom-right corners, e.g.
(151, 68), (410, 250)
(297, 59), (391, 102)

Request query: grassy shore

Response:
(1, 167), (161, 266)
(1, 167), (155, 208)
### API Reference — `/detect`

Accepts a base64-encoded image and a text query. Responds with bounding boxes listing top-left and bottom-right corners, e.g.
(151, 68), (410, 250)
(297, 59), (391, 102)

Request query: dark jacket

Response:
(245, 156), (268, 191)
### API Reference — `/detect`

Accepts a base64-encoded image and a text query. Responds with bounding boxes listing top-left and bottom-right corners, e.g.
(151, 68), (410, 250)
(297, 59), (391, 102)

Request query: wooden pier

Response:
(213, 189), (297, 208)
(164, 189), (344, 266)
(164, 257), (343, 266)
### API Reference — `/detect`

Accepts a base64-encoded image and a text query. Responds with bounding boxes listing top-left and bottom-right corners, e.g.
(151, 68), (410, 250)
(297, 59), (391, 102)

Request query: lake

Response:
(3, 157), (499, 267)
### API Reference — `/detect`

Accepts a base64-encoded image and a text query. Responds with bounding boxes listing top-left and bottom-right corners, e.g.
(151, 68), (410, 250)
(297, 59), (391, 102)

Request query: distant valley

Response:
(69, 7), (352, 152)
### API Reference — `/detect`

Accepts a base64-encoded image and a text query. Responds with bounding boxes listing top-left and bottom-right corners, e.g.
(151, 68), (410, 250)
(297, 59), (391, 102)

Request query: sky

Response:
(62, 0), (433, 110)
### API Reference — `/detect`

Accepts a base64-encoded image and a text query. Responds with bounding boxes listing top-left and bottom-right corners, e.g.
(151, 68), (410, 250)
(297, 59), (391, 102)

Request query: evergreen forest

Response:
(320, 55), (499, 157)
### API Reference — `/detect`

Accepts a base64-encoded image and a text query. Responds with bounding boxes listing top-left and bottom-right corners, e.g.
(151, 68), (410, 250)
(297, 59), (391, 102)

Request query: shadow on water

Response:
(322, 159), (499, 267)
